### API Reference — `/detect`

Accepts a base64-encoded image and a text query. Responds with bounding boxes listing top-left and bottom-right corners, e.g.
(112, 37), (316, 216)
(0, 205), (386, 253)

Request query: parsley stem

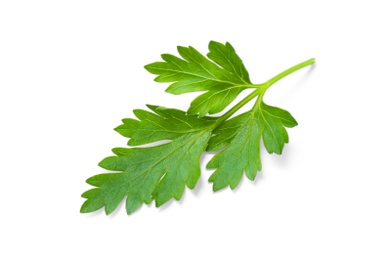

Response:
(216, 58), (315, 124)
(266, 58), (315, 87)
(216, 84), (265, 124)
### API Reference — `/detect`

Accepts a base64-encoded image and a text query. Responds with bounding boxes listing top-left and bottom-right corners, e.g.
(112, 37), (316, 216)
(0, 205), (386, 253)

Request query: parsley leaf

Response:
(81, 106), (214, 214)
(81, 40), (314, 215)
(144, 41), (253, 116)
(206, 101), (297, 191)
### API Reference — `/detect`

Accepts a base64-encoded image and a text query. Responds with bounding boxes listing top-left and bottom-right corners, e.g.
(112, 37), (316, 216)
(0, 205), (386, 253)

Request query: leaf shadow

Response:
(81, 207), (106, 218)
(276, 63), (316, 102)
(267, 144), (294, 170)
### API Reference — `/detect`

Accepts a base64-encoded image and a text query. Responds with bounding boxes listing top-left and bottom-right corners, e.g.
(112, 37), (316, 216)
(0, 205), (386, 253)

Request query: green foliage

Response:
(81, 106), (214, 214)
(206, 102), (298, 191)
(81, 41), (315, 215)
(144, 41), (253, 116)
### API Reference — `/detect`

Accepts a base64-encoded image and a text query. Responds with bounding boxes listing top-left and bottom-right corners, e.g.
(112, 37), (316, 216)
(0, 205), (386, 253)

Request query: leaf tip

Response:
(80, 204), (88, 214)
(145, 104), (158, 111)
(155, 198), (164, 208)
(143, 63), (153, 73)
(212, 183), (224, 192)
(80, 200), (97, 214)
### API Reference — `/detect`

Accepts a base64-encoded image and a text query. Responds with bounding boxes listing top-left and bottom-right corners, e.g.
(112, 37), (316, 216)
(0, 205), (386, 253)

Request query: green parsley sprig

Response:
(81, 41), (315, 215)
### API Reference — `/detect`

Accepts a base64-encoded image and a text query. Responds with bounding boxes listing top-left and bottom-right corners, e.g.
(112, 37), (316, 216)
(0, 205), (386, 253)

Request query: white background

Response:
(1, 0), (389, 259)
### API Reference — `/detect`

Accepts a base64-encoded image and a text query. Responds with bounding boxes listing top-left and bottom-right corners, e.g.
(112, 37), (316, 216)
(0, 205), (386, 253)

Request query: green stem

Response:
(266, 58), (315, 87)
(216, 84), (265, 124)
(216, 58), (315, 124)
